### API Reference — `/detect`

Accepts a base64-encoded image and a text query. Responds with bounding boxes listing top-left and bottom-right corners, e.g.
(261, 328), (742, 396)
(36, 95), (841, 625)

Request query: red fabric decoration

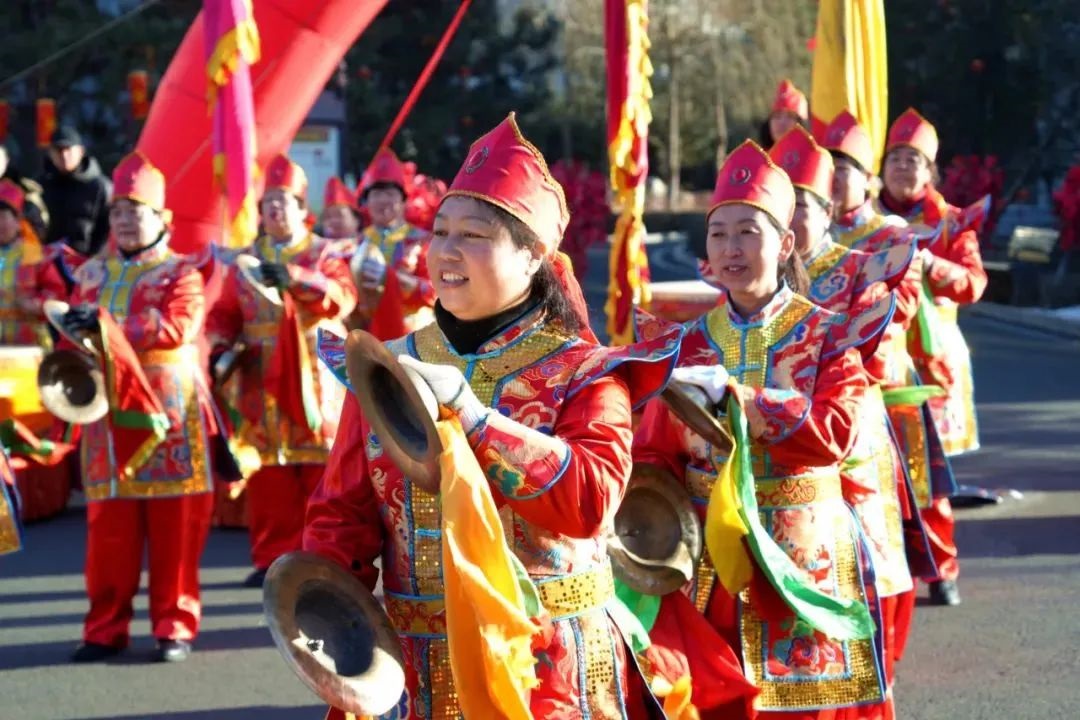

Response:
(940, 154), (1004, 240)
(263, 293), (320, 432)
(550, 159), (608, 277)
(367, 267), (409, 341)
(1053, 165), (1080, 252)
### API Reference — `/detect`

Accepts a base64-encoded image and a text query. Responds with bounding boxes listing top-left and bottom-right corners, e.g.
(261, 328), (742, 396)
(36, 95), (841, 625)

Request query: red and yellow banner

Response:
(35, 99), (56, 148)
(204, 0), (260, 249)
(128, 70), (151, 120)
(810, 0), (888, 173)
(604, 0), (653, 346)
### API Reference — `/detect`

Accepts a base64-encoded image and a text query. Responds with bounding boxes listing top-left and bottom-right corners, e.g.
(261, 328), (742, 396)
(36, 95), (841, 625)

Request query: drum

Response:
(0, 345), (45, 422)
(647, 280), (722, 323)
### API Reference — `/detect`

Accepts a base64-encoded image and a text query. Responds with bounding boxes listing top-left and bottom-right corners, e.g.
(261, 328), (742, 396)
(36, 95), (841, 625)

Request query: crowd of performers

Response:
(0, 77), (989, 718)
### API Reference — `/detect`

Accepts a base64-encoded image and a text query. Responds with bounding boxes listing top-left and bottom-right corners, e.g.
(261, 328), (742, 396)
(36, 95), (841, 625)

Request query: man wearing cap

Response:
(207, 153), (356, 588)
(39, 126), (112, 258)
(63, 151), (215, 664)
(352, 148), (435, 337)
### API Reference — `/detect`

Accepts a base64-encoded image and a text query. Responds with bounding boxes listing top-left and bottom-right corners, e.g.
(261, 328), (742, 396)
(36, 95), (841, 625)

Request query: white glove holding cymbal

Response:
(670, 365), (730, 405)
(397, 355), (491, 433)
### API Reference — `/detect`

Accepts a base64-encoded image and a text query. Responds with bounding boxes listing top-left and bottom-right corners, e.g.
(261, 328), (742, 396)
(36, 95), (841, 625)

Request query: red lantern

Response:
(36, 99), (56, 148)
(0, 101), (9, 143)
(128, 70), (150, 119)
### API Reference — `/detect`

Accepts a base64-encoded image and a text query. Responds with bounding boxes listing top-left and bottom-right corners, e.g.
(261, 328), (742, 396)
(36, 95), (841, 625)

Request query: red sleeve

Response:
(736, 345), (868, 467)
(631, 395), (693, 482)
(288, 249), (358, 320)
(891, 251), (924, 330)
(303, 394), (384, 590)
(467, 374), (633, 539)
(16, 256), (69, 318)
(124, 265), (205, 352)
(205, 268), (244, 354)
(926, 227), (987, 304)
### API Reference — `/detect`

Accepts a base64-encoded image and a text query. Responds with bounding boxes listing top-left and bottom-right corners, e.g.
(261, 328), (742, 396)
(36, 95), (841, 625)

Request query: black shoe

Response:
(243, 568), (268, 588)
(71, 642), (123, 663)
(155, 639), (192, 663)
(929, 580), (961, 606)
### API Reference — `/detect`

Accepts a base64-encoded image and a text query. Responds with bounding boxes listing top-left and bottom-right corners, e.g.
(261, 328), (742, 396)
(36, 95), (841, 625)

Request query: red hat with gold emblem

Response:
(769, 125), (834, 204)
(443, 112), (569, 254)
(0, 179), (25, 215)
(886, 108), (939, 162)
(823, 110), (875, 174)
(710, 140), (796, 227)
(112, 151), (167, 213)
(360, 148), (407, 196)
(265, 153), (308, 201)
(771, 79), (808, 121)
(322, 176), (356, 211)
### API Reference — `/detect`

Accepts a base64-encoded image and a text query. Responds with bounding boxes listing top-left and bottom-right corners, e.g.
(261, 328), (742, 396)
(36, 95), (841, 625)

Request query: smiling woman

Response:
(633, 140), (889, 718)
(305, 112), (685, 719)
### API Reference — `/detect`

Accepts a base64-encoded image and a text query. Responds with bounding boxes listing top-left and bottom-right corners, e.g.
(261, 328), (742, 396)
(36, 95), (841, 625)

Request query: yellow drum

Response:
(0, 345), (45, 420)
(647, 280), (722, 323)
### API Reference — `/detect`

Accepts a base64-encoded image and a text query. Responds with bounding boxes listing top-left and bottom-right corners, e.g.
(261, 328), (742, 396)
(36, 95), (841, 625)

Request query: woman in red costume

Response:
(207, 154), (357, 588)
(769, 126), (919, 716)
(65, 152), (215, 664)
(872, 109), (986, 607)
(305, 113), (682, 719)
(823, 110), (946, 665)
(634, 140), (887, 719)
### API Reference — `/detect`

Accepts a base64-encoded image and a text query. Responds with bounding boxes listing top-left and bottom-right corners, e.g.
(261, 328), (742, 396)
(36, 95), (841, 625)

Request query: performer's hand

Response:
(670, 365), (730, 405)
(359, 257), (387, 289)
(917, 247), (936, 270)
(63, 306), (100, 333)
(397, 355), (490, 433)
(259, 262), (292, 289)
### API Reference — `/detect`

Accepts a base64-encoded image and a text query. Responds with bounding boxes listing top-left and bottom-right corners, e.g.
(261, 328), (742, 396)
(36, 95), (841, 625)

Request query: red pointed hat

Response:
(710, 140), (795, 227)
(265, 154), (308, 200)
(112, 151), (167, 213)
(823, 110), (875, 173)
(887, 108), (939, 162)
(323, 176), (355, 210)
(0, 179), (25, 215)
(771, 79), (808, 121)
(443, 112), (569, 253)
(361, 148), (407, 194)
(769, 125), (834, 203)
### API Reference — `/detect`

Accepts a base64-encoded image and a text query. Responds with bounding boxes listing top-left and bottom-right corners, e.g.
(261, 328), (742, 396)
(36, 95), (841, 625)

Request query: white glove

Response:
(360, 256), (387, 288)
(670, 365), (730, 405)
(917, 247), (935, 270)
(397, 355), (490, 432)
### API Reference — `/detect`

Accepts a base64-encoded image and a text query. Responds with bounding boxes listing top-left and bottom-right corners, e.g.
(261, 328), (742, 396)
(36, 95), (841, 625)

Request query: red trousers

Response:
(83, 493), (214, 647)
(921, 496), (959, 582)
(247, 463), (323, 570)
(891, 588), (917, 664)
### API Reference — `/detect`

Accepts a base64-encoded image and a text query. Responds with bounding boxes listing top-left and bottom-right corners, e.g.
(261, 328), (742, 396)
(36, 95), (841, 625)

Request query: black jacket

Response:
(39, 155), (112, 257)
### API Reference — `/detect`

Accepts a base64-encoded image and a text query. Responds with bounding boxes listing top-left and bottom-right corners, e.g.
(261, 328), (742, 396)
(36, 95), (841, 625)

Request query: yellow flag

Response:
(810, 0), (888, 173)
(439, 417), (538, 719)
(703, 428), (754, 596)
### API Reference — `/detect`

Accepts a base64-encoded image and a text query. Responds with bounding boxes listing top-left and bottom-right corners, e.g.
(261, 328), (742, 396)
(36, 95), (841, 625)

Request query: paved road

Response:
(1, 238), (1078, 719)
